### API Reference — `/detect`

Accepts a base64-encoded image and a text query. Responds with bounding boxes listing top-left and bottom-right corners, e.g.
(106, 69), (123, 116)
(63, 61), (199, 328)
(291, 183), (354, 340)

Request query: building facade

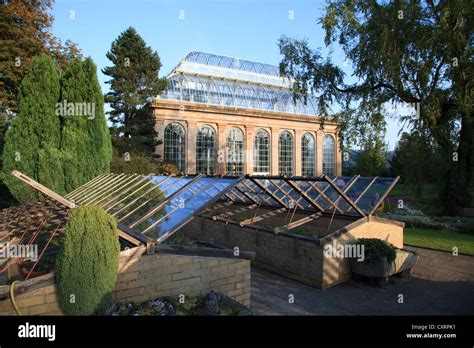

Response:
(151, 51), (342, 176)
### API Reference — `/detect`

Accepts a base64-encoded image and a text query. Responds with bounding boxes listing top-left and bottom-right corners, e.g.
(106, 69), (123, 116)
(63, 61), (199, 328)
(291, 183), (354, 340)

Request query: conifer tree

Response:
(60, 58), (112, 193)
(1, 55), (62, 201)
(102, 27), (166, 155)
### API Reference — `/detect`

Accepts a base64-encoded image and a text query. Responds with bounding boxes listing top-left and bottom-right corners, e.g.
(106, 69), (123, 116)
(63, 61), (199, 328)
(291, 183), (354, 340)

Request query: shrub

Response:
(110, 152), (180, 175)
(56, 206), (120, 315)
(356, 238), (396, 263)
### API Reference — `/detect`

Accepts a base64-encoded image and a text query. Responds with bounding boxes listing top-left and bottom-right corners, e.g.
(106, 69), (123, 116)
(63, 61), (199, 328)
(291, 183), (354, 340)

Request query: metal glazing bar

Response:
(140, 176), (222, 234)
(128, 175), (203, 228)
(323, 175), (365, 217)
(369, 176), (400, 215)
(103, 175), (156, 211)
(66, 173), (115, 201)
(112, 176), (176, 218)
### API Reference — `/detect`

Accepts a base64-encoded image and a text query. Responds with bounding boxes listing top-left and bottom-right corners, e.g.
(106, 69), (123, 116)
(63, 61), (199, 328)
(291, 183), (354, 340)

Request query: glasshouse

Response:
(151, 51), (343, 176)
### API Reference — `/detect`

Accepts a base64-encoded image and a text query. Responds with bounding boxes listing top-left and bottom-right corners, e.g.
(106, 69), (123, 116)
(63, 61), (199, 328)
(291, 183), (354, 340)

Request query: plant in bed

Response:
(351, 238), (418, 283)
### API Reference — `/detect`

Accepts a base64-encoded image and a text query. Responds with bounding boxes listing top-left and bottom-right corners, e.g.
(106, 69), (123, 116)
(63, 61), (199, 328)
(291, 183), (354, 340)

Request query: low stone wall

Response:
(180, 218), (325, 287)
(180, 215), (404, 289)
(0, 274), (61, 315)
(114, 246), (251, 306)
(0, 245), (251, 315)
(320, 216), (404, 287)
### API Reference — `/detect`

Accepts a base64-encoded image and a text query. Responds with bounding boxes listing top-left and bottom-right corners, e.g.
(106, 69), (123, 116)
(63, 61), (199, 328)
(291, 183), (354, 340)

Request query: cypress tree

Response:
(1, 55), (63, 201)
(60, 58), (111, 193)
(82, 58), (112, 179)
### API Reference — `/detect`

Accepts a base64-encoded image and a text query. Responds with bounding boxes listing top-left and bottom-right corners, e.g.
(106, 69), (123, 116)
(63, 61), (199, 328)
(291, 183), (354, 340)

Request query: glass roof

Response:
(181, 51), (280, 76)
(64, 173), (398, 243)
(65, 174), (243, 244)
(159, 51), (320, 116)
(160, 74), (319, 116)
(224, 175), (399, 217)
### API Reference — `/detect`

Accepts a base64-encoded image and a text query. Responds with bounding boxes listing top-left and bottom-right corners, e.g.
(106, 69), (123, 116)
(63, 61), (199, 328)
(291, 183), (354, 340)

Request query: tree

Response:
(391, 131), (440, 198)
(102, 26), (167, 155)
(0, 0), (82, 204)
(354, 134), (387, 177)
(0, 0), (54, 115)
(60, 58), (112, 192)
(0, 1), (82, 112)
(278, 1), (473, 215)
(1, 55), (62, 201)
(56, 205), (120, 315)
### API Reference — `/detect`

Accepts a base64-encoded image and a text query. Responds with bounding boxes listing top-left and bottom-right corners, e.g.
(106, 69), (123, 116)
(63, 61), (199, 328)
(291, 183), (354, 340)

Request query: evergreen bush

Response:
(56, 206), (120, 315)
(356, 238), (397, 263)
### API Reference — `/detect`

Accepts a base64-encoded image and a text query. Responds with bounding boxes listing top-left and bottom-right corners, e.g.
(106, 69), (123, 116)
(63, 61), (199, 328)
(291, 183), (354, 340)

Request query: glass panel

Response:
(138, 177), (239, 240)
(254, 129), (270, 173)
(226, 127), (244, 175)
(322, 135), (335, 176)
(301, 133), (315, 176)
(196, 125), (216, 174)
(278, 131), (294, 176)
(164, 123), (185, 171)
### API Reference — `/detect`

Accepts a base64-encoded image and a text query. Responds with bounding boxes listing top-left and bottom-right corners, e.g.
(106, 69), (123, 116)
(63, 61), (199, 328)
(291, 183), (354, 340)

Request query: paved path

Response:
(251, 247), (474, 315)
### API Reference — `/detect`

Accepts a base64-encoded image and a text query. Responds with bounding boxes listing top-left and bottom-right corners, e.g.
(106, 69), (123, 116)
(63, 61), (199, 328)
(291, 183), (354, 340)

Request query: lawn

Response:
(404, 227), (474, 256)
(389, 183), (438, 197)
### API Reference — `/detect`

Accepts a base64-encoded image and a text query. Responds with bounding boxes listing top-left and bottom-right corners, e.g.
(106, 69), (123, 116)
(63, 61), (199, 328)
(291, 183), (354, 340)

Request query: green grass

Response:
(389, 183), (438, 197)
(404, 227), (474, 256)
(286, 227), (314, 237)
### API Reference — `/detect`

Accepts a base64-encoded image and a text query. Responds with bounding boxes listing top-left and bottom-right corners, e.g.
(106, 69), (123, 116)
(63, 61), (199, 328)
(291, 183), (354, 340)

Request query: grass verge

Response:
(404, 227), (474, 256)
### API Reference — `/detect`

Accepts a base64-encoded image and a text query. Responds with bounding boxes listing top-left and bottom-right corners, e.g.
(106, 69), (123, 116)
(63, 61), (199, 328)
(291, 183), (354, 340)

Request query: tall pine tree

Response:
(1, 55), (63, 201)
(102, 27), (166, 155)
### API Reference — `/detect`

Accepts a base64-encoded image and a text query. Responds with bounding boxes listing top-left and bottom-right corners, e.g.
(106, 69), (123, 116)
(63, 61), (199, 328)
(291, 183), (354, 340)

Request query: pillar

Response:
(186, 122), (197, 174)
(217, 123), (227, 175)
(294, 130), (302, 176)
(271, 128), (279, 175)
(245, 126), (254, 175)
(316, 129), (324, 175)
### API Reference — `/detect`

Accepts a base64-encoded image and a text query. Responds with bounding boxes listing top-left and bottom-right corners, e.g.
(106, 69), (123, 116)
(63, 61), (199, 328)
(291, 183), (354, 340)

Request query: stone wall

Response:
(180, 215), (404, 289)
(180, 218), (326, 287)
(0, 246), (251, 315)
(151, 98), (342, 176)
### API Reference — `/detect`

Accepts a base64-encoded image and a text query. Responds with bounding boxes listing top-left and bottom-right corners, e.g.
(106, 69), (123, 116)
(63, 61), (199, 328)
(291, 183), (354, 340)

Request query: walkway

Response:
(251, 246), (474, 315)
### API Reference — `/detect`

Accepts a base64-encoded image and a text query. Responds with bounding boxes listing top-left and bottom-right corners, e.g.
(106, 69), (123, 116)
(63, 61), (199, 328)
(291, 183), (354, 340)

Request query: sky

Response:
(51, 0), (407, 150)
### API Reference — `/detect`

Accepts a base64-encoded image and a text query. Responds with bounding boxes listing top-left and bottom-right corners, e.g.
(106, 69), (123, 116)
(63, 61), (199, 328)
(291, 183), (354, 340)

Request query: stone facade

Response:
(151, 98), (342, 176)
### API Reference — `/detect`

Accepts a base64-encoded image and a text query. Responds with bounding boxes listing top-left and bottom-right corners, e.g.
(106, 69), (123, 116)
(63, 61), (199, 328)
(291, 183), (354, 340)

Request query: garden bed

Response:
(105, 291), (251, 316)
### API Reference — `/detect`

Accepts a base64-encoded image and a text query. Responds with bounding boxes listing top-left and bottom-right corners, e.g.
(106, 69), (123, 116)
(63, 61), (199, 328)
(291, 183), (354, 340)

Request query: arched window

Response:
(301, 133), (315, 176)
(253, 129), (270, 173)
(278, 131), (294, 175)
(196, 125), (216, 174)
(226, 127), (244, 175)
(164, 123), (186, 171)
(322, 135), (336, 176)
